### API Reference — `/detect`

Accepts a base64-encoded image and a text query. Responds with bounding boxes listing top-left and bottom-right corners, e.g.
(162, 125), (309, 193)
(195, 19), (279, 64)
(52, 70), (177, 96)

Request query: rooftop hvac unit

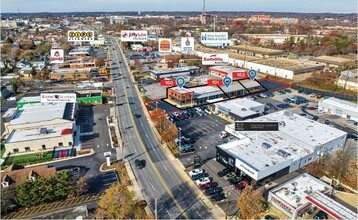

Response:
(40, 127), (47, 134)
(279, 121), (286, 127)
(285, 189), (290, 195)
(284, 110), (293, 117)
(262, 142), (272, 149)
(294, 195), (301, 203)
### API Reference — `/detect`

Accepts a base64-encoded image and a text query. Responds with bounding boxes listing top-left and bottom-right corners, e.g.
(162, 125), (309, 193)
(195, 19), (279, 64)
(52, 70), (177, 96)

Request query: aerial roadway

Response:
(109, 38), (213, 219)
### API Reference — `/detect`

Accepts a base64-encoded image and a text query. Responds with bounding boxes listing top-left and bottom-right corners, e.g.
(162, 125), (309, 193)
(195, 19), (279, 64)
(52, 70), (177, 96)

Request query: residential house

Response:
(1, 164), (56, 190)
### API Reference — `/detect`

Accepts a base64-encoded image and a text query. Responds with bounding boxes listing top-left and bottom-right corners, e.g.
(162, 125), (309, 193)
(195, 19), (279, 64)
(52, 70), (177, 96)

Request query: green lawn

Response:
(2, 151), (54, 167)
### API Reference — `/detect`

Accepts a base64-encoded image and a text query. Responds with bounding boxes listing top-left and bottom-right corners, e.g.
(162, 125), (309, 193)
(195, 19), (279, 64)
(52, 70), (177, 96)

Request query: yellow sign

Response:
(67, 31), (94, 42)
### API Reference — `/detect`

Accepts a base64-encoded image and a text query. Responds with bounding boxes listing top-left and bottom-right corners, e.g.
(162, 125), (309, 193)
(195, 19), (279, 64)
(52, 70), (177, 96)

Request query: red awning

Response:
(61, 129), (72, 135)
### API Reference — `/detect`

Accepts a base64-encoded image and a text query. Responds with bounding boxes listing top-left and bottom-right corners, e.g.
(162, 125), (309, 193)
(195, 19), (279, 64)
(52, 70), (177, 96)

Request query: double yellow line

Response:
(113, 41), (189, 219)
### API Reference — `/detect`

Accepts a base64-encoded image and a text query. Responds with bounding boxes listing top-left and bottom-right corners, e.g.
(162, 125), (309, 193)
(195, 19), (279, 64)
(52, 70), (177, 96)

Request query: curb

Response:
(23, 149), (95, 168)
(99, 162), (116, 172)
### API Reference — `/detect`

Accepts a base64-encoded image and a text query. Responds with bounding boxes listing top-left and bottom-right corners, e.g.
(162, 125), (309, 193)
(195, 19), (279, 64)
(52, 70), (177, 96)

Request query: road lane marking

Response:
(196, 210), (203, 218)
(166, 209), (172, 218)
(113, 44), (189, 220)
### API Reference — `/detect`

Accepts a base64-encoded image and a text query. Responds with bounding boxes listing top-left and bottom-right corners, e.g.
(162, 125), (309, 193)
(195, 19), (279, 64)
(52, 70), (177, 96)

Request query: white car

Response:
(195, 177), (210, 185)
(188, 169), (204, 177)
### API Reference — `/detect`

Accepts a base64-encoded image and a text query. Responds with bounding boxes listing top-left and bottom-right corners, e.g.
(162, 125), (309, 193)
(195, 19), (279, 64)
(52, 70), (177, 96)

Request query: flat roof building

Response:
(318, 97), (358, 121)
(268, 173), (333, 219)
(217, 110), (347, 183)
(209, 65), (247, 78)
(310, 56), (355, 68)
(230, 45), (285, 58)
(214, 98), (265, 121)
(150, 66), (199, 80)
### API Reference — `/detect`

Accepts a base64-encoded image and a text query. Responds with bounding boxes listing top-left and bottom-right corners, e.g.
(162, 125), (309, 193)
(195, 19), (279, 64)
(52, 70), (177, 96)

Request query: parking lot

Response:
(175, 114), (230, 167)
(77, 105), (111, 152)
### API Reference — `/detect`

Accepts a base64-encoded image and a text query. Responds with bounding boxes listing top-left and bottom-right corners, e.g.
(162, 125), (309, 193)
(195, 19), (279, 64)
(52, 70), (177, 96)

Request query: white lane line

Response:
(163, 165), (168, 171)
(151, 183), (156, 191)
(166, 209), (172, 218)
(196, 210), (203, 218)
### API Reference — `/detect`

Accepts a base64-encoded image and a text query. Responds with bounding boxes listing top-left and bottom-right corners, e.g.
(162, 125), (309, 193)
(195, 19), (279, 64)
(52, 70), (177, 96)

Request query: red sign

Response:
(207, 79), (224, 86)
(104, 59), (108, 62)
(232, 71), (248, 79)
(160, 79), (177, 87)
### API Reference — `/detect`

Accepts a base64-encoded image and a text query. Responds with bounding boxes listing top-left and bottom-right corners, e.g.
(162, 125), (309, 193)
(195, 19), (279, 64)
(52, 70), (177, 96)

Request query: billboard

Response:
(181, 37), (194, 52)
(121, 30), (148, 42)
(67, 30), (94, 42)
(202, 53), (229, 65)
(158, 38), (172, 53)
(50, 49), (64, 64)
(200, 32), (228, 45)
(41, 93), (77, 103)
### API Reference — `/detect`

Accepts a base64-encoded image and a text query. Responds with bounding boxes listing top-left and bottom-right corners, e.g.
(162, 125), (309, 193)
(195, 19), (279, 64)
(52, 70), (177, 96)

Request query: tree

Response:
(5, 37), (13, 44)
(237, 187), (265, 219)
(1, 188), (15, 214)
(95, 183), (149, 219)
(15, 170), (72, 207)
(341, 160), (357, 190)
(10, 78), (19, 93)
(328, 141), (356, 179)
(73, 176), (89, 197)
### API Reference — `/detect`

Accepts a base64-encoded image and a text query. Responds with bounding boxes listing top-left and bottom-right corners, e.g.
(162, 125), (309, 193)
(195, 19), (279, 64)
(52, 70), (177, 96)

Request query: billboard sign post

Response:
(202, 53), (229, 65)
(158, 38), (172, 53)
(67, 31), (94, 42)
(40, 93), (77, 103)
(200, 32), (228, 45)
(120, 30), (148, 42)
(50, 49), (64, 64)
(181, 37), (194, 52)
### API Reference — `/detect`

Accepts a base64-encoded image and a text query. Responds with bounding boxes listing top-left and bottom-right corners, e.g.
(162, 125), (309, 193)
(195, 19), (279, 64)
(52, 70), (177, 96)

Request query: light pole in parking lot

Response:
(225, 186), (235, 220)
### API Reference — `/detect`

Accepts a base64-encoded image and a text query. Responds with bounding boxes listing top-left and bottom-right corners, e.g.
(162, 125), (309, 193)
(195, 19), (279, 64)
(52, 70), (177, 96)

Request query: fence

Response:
(292, 84), (357, 102)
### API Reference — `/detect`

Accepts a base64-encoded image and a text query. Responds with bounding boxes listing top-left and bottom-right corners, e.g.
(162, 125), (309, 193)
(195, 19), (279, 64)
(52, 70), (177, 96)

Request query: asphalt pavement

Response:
(110, 39), (214, 219)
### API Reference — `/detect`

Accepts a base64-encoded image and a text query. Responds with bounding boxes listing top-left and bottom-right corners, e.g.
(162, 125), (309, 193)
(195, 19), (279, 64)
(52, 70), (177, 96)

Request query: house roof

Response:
(1, 165), (56, 188)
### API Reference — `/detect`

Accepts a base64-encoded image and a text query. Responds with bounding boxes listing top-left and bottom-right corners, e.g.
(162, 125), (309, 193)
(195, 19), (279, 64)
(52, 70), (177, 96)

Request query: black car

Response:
(135, 159), (144, 169)
(210, 193), (226, 202)
(205, 187), (223, 196)
(229, 177), (242, 185)
(217, 168), (230, 177)
(191, 172), (208, 180)
(313, 211), (328, 220)
(284, 89), (292, 93)
(312, 116), (319, 121)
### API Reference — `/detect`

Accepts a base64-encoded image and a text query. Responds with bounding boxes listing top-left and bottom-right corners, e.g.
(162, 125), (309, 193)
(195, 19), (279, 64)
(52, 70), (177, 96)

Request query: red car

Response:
(234, 180), (249, 190)
(307, 106), (317, 110)
(199, 182), (219, 190)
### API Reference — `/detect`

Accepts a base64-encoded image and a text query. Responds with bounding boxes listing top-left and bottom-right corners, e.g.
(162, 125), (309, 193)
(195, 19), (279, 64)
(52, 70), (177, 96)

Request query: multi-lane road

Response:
(109, 38), (213, 219)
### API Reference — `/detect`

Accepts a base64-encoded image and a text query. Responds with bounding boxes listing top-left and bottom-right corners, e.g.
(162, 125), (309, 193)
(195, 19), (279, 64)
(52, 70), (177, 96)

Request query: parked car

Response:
(300, 113), (307, 118)
(217, 168), (231, 177)
(307, 106), (317, 110)
(191, 173), (208, 180)
(223, 172), (236, 181)
(195, 177), (210, 185)
(324, 120), (330, 125)
(135, 159), (144, 169)
(220, 131), (228, 139)
(310, 93), (316, 97)
(204, 109), (211, 115)
(210, 193), (226, 202)
(204, 187), (223, 196)
(199, 182), (219, 190)
(313, 211), (328, 220)
(188, 169), (204, 177)
(229, 176), (242, 185)
(312, 116), (319, 121)
(234, 180), (249, 190)
(284, 89), (292, 93)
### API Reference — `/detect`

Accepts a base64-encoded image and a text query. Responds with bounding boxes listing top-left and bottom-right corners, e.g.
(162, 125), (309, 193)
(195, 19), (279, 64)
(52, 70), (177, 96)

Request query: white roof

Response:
(216, 98), (264, 117)
(10, 102), (69, 125)
(190, 86), (220, 95)
(226, 110), (347, 148)
(319, 97), (358, 117)
(6, 123), (73, 143)
(270, 173), (332, 209)
(18, 96), (41, 103)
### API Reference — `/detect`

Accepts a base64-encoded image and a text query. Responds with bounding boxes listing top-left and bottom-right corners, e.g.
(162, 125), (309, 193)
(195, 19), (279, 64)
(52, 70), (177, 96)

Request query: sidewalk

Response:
(119, 47), (226, 219)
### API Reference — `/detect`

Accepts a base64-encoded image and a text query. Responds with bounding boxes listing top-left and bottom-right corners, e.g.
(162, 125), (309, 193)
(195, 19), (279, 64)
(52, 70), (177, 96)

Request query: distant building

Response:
(249, 14), (271, 23)
(310, 56), (355, 68)
(109, 16), (129, 25)
(1, 164), (56, 190)
(209, 65), (247, 78)
(142, 25), (164, 36)
(49, 68), (92, 80)
(337, 69), (358, 90)
(318, 97), (358, 121)
(150, 66), (199, 80)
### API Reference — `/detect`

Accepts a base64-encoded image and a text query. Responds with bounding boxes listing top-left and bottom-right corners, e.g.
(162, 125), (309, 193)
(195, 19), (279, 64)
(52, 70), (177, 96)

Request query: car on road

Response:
(195, 177), (210, 186)
(204, 187), (223, 196)
(199, 182), (219, 190)
(191, 173), (208, 180)
(223, 172), (236, 181)
(135, 159), (144, 169)
(188, 169), (204, 177)
(210, 193), (226, 202)
(217, 168), (231, 177)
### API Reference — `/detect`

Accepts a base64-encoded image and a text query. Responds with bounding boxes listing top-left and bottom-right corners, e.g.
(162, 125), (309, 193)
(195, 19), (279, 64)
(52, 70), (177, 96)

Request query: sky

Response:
(2, 0), (357, 13)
